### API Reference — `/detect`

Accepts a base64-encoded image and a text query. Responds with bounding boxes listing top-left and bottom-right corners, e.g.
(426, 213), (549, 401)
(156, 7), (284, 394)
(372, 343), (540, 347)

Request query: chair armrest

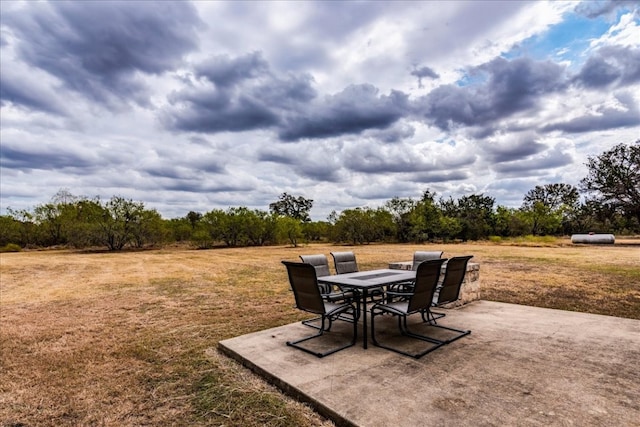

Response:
(323, 290), (356, 302)
(387, 282), (414, 292)
(385, 290), (413, 297)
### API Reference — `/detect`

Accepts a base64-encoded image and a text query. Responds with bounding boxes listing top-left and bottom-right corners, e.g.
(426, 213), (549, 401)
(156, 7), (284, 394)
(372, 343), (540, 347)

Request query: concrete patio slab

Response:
(217, 301), (640, 427)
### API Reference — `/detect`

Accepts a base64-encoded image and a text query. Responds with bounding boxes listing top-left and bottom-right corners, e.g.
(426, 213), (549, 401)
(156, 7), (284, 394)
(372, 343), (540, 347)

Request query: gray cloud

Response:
(163, 52), (315, 133)
(412, 66), (440, 80)
(484, 134), (548, 163)
(491, 145), (573, 175)
(163, 180), (252, 194)
(344, 153), (425, 174)
(166, 55), (410, 141)
(363, 123), (416, 143)
(574, 45), (640, 88)
(163, 41), (636, 145)
(196, 52), (270, 87)
(0, 143), (94, 171)
(258, 146), (342, 182)
(0, 69), (66, 115)
(416, 57), (566, 132)
(164, 87), (281, 133)
(412, 170), (471, 183)
(3, 1), (201, 108)
(143, 162), (225, 180)
(342, 142), (476, 175)
(404, 1), (528, 65)
(411, 65), (440, 88)
(542, 92), (640, 133)
(574, 0), (638, 19)
(278, 85), (409, 141)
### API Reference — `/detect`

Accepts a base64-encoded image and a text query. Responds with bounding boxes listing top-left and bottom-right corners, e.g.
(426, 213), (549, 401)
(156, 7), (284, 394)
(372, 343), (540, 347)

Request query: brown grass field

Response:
(1, 239), (639, 426)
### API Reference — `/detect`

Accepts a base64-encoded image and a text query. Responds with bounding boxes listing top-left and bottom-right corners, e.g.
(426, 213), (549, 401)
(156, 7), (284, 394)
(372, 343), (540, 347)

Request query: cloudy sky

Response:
(1, 1), (639, 220)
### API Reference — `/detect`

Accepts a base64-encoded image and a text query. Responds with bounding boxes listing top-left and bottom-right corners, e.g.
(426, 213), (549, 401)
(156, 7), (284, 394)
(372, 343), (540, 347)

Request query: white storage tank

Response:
(571, 233), (615, 244)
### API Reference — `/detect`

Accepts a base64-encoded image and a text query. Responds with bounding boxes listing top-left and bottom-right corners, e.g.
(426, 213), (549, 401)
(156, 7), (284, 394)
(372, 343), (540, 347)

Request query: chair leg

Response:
(302, 315), (333, 330)
(371, 307), (445, 359)
(423, 310), (446, 322)
(422, 308), (470, 344)
(288, 307), (358, 358)
(421, 309), (445, 323)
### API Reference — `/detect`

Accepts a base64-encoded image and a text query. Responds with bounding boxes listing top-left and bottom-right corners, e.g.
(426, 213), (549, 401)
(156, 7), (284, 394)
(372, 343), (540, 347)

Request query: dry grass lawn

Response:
(1, 240), (639, 426)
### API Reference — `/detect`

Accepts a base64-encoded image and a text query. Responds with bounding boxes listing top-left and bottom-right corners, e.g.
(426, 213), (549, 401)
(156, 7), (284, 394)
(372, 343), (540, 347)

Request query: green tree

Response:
(436, 215), (463, 242)
(332, 208), (386, 244)
(276, 216), (303, 247)
(521, 184), (579, 235)
(0, 215), (23, 247)
(494, 206), (530, 237)
(302, 221), (330, 242)
(406, 190), (441, 242)
(33, 202), (67, 246)
(371, 208), (395, 242)
(223, 207), (252, 246)
(186, 211), (203, 229)
(269, 193), (314, 222)
(167, 217), (193, 242)
(521, 201), (562, 236)
(523, 183), (579, 212)
(199, 209), (227, 247)
(383, 197), (417, 242)
(96, 196), (146, 250)
(242, 209), (277, 246)
(333, 208), (366, 245)
(580, 141), (640, 231)
(452, 194), (495, 241)
(130, 209), (167, 248)
(65, 198), (104, 248)
(6, 208), (37, 247)
(31, 190), (81, 247)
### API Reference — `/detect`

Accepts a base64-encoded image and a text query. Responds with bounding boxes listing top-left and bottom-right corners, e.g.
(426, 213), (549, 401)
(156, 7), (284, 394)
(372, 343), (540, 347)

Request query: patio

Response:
(218, 300), (640, 427)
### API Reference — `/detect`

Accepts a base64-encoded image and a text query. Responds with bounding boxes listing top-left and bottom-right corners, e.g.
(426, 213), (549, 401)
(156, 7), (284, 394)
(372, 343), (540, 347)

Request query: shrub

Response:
(0, 243), (22, 252)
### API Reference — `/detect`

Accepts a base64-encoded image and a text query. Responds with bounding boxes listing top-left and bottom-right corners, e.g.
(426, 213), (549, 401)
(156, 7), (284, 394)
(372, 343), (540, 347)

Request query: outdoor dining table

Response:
(318, 269), (416, 349)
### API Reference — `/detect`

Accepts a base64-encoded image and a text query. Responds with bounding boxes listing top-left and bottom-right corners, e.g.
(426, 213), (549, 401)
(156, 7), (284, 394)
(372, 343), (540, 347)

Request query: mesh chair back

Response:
(408, 259), (447, 313)
(331, 251), (358, 274)
(299, 254), (331, 277)
(412, 251), (444, 270)
(436, 256), (473, 305)
(282, 261), (326, 315)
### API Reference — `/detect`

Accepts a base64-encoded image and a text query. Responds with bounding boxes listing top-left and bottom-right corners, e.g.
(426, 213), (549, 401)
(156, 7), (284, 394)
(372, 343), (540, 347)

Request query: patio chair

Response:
(330, 251), (384, 302)
(330, 251), (359, 274)
(420, 255), (474, 343)
(299, 254), (333, 294)
(387, 251), (444, 301)
(412, 251), (444, 270)
(282, 261), (358, 358)
(299, 254), (358, 327)
(370, 258), (447, 358)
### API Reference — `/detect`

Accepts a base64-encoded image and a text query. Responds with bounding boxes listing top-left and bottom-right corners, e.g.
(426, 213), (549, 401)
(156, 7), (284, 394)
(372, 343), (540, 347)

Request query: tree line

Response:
(1, 141), (638, 251)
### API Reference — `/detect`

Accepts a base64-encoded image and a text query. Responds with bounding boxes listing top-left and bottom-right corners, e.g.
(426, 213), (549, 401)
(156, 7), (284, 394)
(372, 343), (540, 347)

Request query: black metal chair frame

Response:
(370, 259), (447, 358)
(386, 250), (444, 303)
(330, 251), (359, 275)
(298, 254), (359, 329)
(282, 261), (358, 358)
(420, 255), (474, 343)
(411, 250), (444, 271)
(330, 251), (384, 302)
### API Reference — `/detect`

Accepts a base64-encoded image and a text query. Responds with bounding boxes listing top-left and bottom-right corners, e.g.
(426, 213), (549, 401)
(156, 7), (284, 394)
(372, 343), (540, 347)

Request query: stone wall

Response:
(388, 261), (481, 307)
